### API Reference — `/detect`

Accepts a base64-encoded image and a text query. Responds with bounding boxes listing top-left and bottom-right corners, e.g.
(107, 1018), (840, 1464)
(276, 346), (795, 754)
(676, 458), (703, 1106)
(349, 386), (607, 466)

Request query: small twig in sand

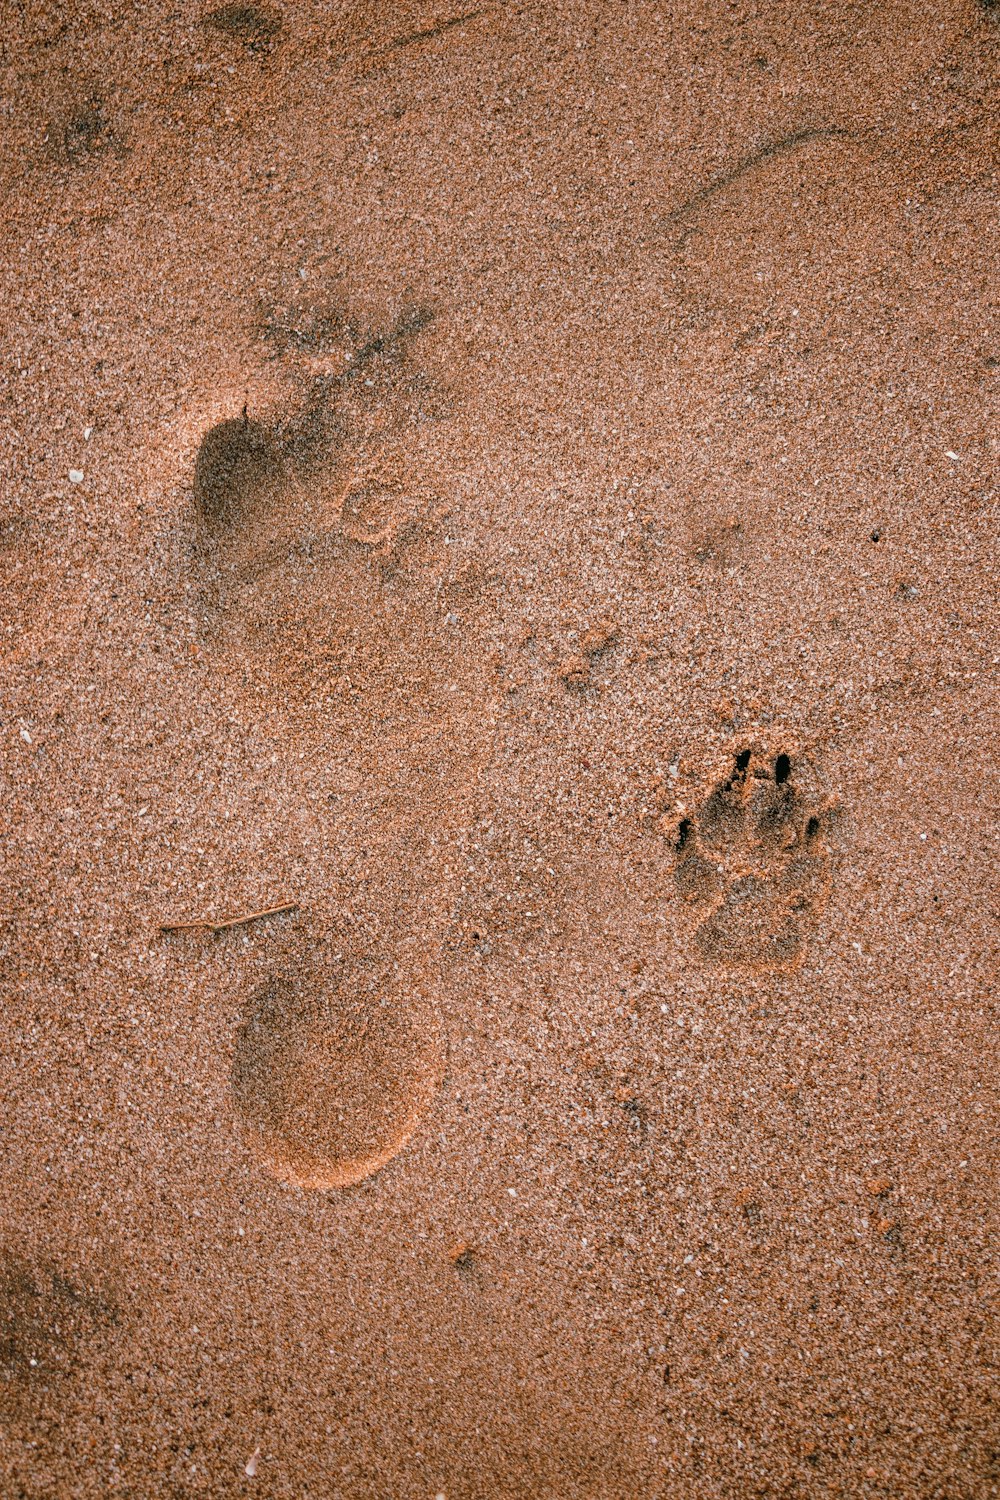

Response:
(160, 902), (299, 936)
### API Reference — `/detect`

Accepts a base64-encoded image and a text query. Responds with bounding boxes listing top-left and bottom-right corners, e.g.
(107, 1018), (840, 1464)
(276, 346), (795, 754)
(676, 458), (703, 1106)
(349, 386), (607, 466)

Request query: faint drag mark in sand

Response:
(257, 302), (434, 381)
(648, 125), (893, 331)
(668, 748), (835, 972)
(663, 126), (852, 248)
(0, 1250), (120, 1423)
(203, 4), (283, 53)
(344, 8), (492, 77)
(387, 9), (487, 53)
(231, 972), (444, 1190)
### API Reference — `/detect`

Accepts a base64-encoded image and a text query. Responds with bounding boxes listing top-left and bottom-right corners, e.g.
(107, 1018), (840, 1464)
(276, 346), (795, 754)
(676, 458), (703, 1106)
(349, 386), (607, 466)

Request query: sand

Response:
(1, 1), (998, 1495)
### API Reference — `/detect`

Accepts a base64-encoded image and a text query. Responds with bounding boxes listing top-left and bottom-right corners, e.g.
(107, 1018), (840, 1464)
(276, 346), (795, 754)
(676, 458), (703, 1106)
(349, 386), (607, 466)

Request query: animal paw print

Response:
(671, 749), (832, 971)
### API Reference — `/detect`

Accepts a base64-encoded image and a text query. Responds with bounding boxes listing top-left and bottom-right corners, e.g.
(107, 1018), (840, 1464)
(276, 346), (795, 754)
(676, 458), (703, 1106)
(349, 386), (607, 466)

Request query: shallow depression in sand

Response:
(672, 748), (833, 972)
(231, 975), (442, 1190)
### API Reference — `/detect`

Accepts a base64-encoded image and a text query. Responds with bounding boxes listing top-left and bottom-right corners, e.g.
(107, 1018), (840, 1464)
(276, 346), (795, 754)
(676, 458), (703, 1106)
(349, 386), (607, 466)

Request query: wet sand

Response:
(1, 2), (998, 1495)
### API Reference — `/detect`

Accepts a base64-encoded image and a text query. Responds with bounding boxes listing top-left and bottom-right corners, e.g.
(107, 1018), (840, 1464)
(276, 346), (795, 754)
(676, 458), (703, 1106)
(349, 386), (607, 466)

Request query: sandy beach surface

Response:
(1, 2), (998, 1495)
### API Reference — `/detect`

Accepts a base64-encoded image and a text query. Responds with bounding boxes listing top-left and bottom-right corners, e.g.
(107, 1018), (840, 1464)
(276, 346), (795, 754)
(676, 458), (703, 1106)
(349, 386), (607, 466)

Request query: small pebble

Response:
(69, 469), (84, 483)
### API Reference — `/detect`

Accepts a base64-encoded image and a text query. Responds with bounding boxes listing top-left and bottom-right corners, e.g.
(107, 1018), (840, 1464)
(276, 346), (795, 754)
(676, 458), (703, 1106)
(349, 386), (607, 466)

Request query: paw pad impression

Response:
(671, 749), (833, 972)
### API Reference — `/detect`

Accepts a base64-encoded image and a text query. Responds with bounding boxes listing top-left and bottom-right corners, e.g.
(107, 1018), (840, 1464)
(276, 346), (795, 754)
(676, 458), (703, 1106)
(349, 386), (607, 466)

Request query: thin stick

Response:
(160, 902), (299, 936)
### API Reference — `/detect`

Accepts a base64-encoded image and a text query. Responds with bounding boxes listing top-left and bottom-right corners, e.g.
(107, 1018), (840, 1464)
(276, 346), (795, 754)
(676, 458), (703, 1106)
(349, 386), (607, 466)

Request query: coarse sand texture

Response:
(1, 1), (997, 1496)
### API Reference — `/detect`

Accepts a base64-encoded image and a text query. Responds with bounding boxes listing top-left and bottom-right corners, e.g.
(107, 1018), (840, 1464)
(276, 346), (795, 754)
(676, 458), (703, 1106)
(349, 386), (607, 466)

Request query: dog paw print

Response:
(670, 749), (833, 971)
